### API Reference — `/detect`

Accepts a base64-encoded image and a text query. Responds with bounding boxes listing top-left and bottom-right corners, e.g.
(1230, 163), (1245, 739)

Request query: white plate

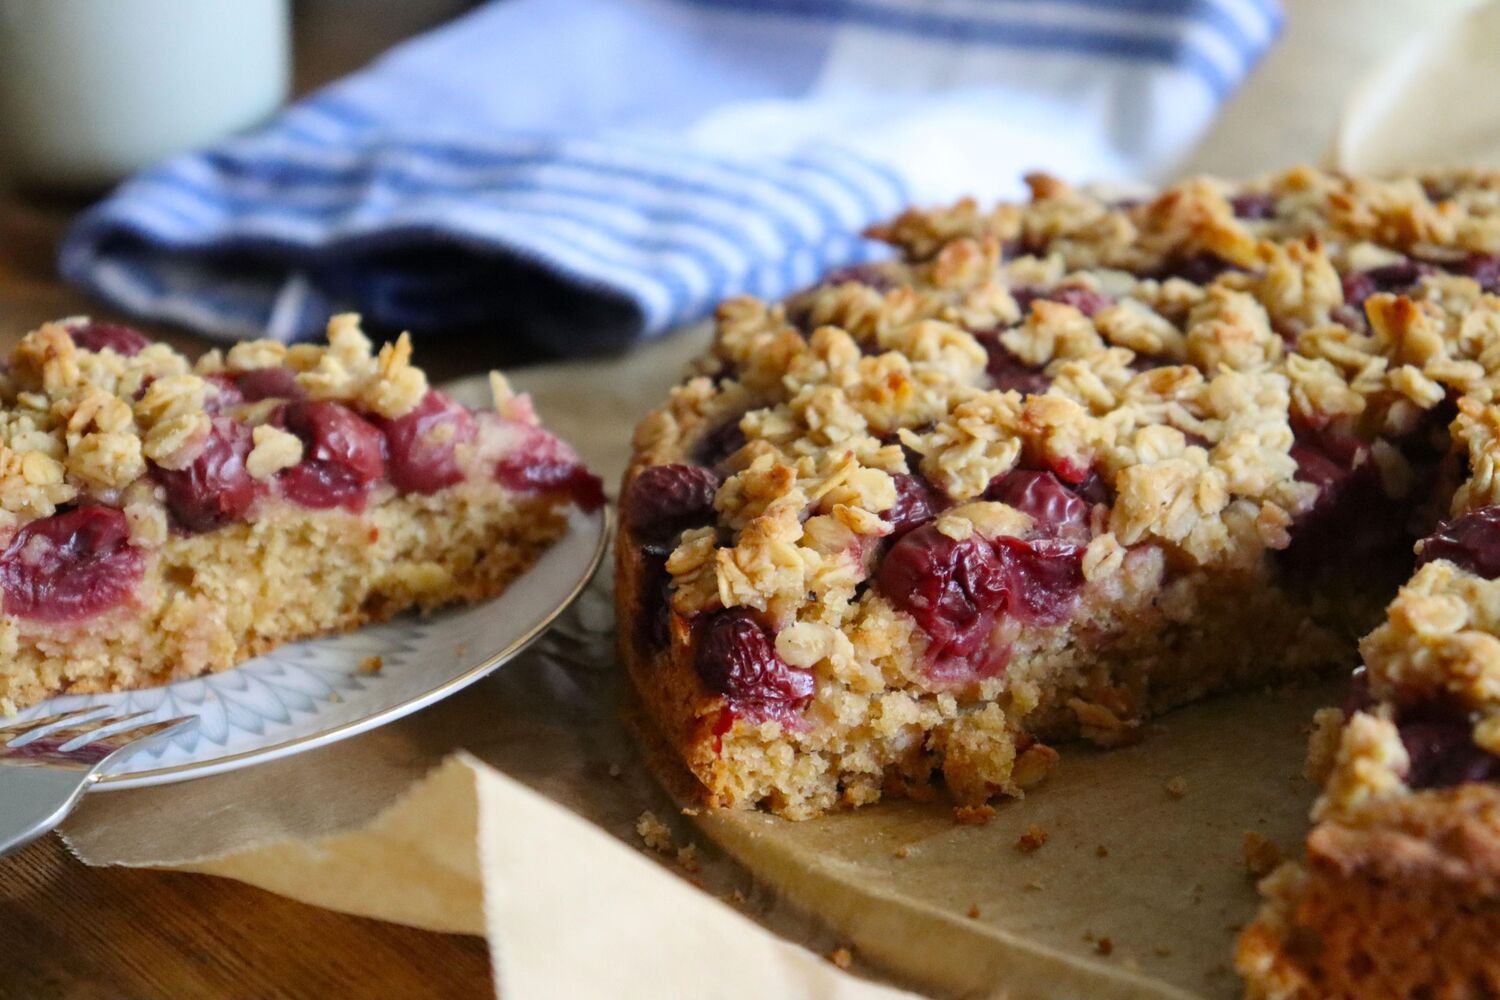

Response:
(10, 505), (610, 789)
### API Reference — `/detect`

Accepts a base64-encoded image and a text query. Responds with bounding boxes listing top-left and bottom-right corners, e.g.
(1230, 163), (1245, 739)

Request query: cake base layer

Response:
(1238, 784), (1500, 1000)
(0, 482), (567, 712)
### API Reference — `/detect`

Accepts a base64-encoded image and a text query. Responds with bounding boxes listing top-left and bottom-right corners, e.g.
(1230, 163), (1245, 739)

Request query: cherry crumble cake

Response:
(617, 167), (1500, 996)
(0, 314), (600, 713)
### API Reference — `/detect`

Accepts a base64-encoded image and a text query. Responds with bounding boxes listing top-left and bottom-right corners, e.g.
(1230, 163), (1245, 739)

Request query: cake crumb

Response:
(1024, 879), (1044, 891)
(1095, 937), (1114, 957)
(967, 904), (982, 919)
(953, 804), (996, 826)
(607, 762), (622, 778)
(1095, 844), (1109, 858)
(357, 654), (382, 675)
(675, 844), (701, 874)
(730, 889), (748, 907)
(893, 844), (911, 859)
(1242, 831), (1282, 878)
(1165, 776), (1188, 799)
(827, 947), (853, 970)
(636, 811), (673, 853)
(1016, 824), (1049, 853)
(679, 806), (701, 816)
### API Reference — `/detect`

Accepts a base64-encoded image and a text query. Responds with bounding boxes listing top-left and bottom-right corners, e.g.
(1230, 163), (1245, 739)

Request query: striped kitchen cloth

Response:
(60, 0), (1281, 354)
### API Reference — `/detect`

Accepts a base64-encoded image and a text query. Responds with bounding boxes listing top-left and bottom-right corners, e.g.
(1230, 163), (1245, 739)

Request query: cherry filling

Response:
(623, 464), (722, 653)
(1341, 667), (1500, 790)
(1417, 505), (1500, 579)
(821, 263), (897, 293)
(1397, 701), (1500, 790)
(274, 401), (387, 511)
(992, 536), (1087, 626)
(879, 527), (1008, 662)
(1340, 259), (1437, 315)
(876, 522), (1084, 679)
(972, 331), (1051, 396)
(1283, 425), (1391, 566)
(235, 367), (305, 402)
(1011, 284), (1113, 319)
(203, 369), (308, 416)
(1457, 253), (1500, 291)
(622, 464), (720, 541)
(692, 418), (748, 469)
(694, 607), (815, 725)
(152, 416), (260, 531)
(0, 506), (144, 623)
(494, 427), (605, 511)
(378, 389), (476, 495)
(882, 472), (948, 538)
(65, 322), (151, 356)
(984, 469), (1092, 544)
(1157, 252), (1239, 284)
(1231, 192), (1277, 220)
(201, 374), (244, 414)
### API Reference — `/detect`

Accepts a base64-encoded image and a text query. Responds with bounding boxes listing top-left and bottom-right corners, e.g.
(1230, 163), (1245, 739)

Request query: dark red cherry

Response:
(66, 322), (151, 356)
(984, 470), (1091, 543)
(1417, 505), (1500, 579)
(877, 524), (1010, 660)
(494, 427), (605, 511)
(1011, 284), (1112, 318)
(972, 331), (1051, 396)
(235, 367), (304, 402)
(0, 506), (143, 622)
(882, 472), (945, 538)
(1230, 193), (1277, 220)
(621, 464), (720, 539)
(1396, 700), (1500, 790)
(378, 390), (476, 495)
(694, 607), (815, 724)
(274, 401), (387, 511)
(993, 536), (1084, 626)
(691, 418), (748, 469)
(152, 416), (259, 531)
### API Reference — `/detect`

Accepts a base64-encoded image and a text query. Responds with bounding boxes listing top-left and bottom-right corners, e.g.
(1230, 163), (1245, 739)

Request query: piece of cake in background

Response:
(0, 313), (601, 713)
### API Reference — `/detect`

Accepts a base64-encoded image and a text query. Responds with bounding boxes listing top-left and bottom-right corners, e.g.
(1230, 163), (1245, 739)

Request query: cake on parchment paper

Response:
(615, 166), (1500, 997)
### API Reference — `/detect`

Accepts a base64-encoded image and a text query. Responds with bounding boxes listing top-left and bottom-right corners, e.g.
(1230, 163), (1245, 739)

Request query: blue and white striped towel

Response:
(61, 0), (1281, 354)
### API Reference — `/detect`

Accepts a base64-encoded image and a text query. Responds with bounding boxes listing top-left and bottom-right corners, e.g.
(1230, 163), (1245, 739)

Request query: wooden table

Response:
(0, 192), (501, 1000)
(0, 3), (506, 990)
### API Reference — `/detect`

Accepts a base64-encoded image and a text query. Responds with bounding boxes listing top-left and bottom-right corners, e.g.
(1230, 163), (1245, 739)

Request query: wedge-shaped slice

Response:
(0, 314), (601, 712)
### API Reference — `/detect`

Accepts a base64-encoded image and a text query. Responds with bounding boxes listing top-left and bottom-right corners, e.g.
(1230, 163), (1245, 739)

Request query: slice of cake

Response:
(0, 314), (602, 712)
(1237, 400), (1500, 998)
(617, 166), (1500, 820)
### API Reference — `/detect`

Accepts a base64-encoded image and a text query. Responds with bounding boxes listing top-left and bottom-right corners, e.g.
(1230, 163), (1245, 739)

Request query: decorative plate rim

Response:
(91, 505), (612, 790)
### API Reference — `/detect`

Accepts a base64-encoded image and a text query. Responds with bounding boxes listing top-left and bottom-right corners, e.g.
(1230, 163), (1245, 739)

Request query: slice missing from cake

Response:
(0, 314), (602, 713)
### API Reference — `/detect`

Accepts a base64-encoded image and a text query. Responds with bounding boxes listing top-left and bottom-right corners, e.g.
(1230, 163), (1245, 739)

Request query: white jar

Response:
(0, 0), (290, 189)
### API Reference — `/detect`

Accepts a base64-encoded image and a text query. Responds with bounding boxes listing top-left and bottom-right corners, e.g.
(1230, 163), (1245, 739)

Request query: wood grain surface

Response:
(0, 7), (506, 996)
(0, 184), (503, 1000)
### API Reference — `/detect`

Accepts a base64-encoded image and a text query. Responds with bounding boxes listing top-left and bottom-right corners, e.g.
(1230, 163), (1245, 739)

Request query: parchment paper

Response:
(54, 9), (1500, 997)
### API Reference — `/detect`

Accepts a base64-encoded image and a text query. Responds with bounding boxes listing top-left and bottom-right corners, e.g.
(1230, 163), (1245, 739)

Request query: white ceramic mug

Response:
(0, 0), (291, 189)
